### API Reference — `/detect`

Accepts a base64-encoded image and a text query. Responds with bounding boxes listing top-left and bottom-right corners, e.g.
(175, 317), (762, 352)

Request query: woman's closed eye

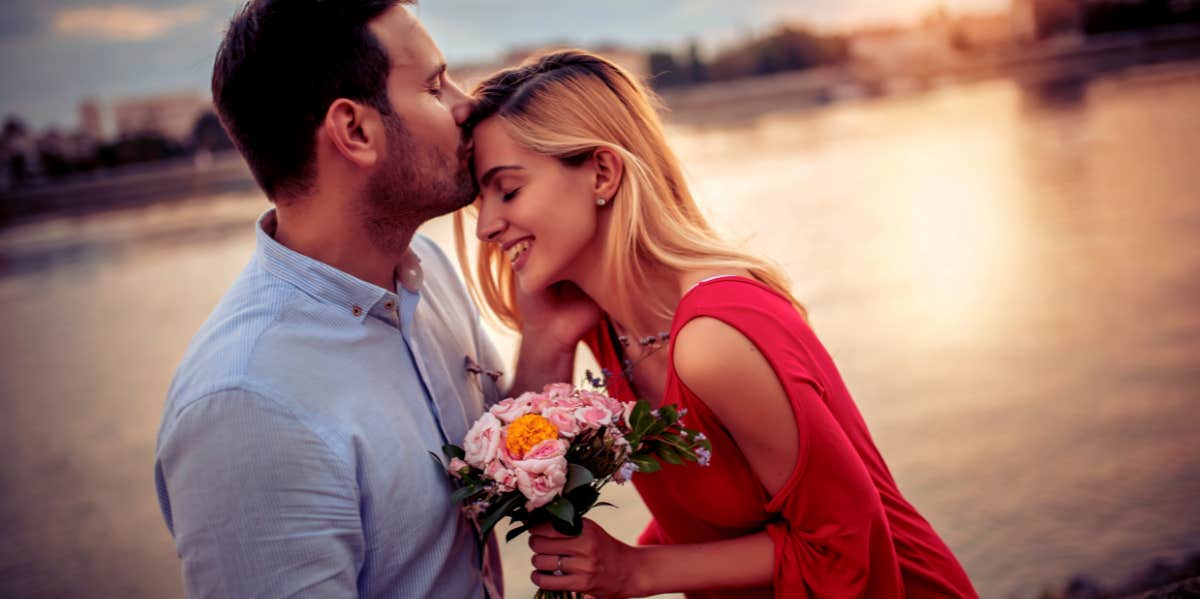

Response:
(501, 188), (521, 202)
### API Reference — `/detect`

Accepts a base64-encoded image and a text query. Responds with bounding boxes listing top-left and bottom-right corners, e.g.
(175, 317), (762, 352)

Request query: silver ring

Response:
(553, 555), (564, 576)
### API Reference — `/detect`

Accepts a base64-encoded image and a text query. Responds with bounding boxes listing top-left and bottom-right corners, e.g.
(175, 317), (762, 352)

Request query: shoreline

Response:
(1038, 552), (1200, 598)
(3, 28), (1199, 227)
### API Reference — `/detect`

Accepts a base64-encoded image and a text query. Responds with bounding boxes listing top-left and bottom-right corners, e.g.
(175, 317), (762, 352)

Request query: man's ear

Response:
(591, 146), (624, 200)
(323, 99), (382, 167)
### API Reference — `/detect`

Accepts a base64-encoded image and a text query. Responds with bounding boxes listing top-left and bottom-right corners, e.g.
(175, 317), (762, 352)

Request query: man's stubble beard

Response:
(360, 112), (476, 254)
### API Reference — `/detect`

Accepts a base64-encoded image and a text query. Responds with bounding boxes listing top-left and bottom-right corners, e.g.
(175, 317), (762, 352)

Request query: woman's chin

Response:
(514, 271), (541, 295)
(514, 267), (557, 297)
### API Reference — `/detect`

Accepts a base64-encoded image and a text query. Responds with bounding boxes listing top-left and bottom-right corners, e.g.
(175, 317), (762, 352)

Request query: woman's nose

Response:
(475, 201), (507, 243)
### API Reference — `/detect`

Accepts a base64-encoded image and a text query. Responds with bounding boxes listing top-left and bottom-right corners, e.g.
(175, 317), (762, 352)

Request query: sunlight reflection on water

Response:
(1, 68), (1198, 599)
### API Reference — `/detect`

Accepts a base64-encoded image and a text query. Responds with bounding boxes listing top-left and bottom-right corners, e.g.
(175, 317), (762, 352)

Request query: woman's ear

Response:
(323, 99), (381, 168)
(591, 146), (624, 201)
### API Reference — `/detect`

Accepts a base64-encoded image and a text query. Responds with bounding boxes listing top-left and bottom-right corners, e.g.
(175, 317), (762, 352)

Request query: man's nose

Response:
(446, 79), (475, 126)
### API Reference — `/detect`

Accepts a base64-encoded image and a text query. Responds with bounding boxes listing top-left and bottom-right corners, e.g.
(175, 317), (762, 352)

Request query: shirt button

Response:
(351, 305), (364, 317)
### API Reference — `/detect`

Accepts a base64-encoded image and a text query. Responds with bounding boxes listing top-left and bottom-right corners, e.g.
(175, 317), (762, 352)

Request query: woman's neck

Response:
(572, 264), (680, 339)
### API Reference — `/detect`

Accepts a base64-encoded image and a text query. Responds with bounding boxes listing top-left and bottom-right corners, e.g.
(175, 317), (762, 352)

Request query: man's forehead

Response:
(370, 4), (443, 71)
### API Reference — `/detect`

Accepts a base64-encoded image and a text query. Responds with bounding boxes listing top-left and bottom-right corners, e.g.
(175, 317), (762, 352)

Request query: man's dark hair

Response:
(212, 0), (411, 199)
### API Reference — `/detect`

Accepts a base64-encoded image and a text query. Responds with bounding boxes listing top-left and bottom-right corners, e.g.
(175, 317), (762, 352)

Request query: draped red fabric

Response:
(584, 276), (977, 599)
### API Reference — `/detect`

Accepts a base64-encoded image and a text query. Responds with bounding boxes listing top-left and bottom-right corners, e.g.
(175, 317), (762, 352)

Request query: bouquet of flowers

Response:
(436, 374), (711, 598)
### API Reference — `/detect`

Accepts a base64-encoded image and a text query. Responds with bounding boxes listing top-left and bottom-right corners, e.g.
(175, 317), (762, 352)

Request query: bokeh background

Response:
(2, 1), (1199, 598)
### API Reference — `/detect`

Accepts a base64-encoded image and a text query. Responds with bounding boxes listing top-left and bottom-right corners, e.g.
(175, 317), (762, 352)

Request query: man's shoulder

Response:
(164, 265), (308, 417)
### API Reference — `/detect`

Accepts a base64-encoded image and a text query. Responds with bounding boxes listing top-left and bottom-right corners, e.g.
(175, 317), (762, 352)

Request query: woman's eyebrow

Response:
(479, 165), (524, 187)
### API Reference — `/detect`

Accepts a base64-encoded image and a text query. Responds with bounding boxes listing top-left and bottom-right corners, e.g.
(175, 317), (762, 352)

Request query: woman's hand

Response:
(517, 281), (602, 355)
(528, 519), (642, 599)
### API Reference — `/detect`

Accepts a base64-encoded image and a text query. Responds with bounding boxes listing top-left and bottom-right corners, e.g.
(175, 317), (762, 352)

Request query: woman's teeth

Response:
(506, 239), (532, 263)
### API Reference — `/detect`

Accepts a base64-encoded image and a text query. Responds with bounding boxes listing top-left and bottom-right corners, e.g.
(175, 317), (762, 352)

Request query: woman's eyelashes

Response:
(501, 188), (521, 202)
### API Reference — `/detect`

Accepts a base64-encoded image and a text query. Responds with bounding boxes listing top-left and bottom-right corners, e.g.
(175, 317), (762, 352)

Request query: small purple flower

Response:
(695, 447), (712, 467)
(615, 461), (640, 484)
(694, 432), (706, 442)
(678, 408), (689, 418)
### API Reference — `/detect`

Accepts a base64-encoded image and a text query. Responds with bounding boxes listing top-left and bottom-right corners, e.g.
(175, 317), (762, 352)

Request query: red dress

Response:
(584, 276), (977, 599)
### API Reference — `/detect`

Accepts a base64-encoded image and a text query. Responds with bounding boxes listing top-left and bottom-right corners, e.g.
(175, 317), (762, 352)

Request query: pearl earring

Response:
(596, 197), (608, 206)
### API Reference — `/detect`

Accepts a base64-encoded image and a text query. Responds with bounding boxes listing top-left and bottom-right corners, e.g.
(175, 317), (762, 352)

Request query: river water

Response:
(2, 65), (1198, 598)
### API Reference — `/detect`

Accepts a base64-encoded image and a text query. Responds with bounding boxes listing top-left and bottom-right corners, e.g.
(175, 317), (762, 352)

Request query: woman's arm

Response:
(529, 521), (774, 597)
(529, 316), (802, 596)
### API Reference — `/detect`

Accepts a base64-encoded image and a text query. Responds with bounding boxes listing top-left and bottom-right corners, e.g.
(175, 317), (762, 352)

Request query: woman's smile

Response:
(503, 236), (534, 271)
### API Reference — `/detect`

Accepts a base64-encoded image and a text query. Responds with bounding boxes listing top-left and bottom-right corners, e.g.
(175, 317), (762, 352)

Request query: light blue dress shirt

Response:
(155, 210), (505, 598)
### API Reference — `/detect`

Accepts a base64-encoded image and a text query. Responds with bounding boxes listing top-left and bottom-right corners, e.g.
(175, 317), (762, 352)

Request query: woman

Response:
(454, 49), (977, 599)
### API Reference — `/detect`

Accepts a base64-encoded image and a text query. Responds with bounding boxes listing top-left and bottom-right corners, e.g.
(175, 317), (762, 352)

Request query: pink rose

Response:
(490, 393), (535, 423)
(580, 390), (623, 416)
(621, 401), (635, 429)
(485, 460), (519, 493)
(542, 406), (581, 438)
(544, 383), (575, 402)
(448, 457), (470, 478)
(516, 467), (568, 510)
(575, 404), (614, 430)
(462, 412), (503, 468)
(508, 439), (569, 510)
(528, 392), (555, 413)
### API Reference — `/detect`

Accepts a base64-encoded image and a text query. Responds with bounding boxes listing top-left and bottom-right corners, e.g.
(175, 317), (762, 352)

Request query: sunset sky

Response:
(0, 0), (1009, 131)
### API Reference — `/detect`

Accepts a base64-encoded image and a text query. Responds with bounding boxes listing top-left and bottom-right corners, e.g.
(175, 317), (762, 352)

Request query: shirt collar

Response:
(254, 209), (407, 325)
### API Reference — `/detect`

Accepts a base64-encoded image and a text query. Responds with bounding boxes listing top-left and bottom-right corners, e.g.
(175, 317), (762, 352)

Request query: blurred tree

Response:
(97, 134), (184, 168)
(708, 26), (848, 81)
(648, 50), (690, 88)
(686, 39), (708, 84)
(191, 111), (234, 152)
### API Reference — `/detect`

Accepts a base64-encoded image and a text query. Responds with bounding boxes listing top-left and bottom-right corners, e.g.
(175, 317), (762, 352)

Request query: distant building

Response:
(112, 91), (212, 142)
(1013, 0), (1083, 40)
(849, 27), (958, 74)
(78, 98), (105, 141)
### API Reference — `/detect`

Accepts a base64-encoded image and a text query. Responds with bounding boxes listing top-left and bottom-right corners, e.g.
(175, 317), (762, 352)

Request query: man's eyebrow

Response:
(479, 165), (523, 187)
(425, 63), (446, 84)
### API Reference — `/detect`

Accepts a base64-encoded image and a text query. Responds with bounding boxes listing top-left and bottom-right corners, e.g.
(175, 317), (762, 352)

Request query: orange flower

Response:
(505, 414), (559, 459)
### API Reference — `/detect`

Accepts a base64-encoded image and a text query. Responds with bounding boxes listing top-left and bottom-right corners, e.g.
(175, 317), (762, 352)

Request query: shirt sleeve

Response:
(154, 389), (363, 598)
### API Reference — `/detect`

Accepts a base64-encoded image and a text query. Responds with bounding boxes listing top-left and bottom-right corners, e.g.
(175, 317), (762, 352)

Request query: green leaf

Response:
(449, 485), (478, 505)
(567, 485), (600, 514)
(656, 443), (685, 465)
(544, 496), (575, 526)
(630, 454), (661, 474)
(659, 432), (694, 454)
(641, 417), (666, 437)
(563, 464), (595, 495)
(479, 492), (524, 539)
(629, 400), (651, 433)
(551, 515), (583, 536)
(659, 405), (679, 423)
(442, 444), (466, 460)
(505, 522), (534, 542)
(428, 451), (446, 470)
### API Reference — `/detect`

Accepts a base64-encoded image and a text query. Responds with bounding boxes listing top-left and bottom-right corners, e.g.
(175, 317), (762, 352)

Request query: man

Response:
(154, 1), (581, 596)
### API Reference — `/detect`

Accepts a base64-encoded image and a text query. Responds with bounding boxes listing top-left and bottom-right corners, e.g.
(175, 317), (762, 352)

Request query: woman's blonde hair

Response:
(454, 49), (804, 333)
